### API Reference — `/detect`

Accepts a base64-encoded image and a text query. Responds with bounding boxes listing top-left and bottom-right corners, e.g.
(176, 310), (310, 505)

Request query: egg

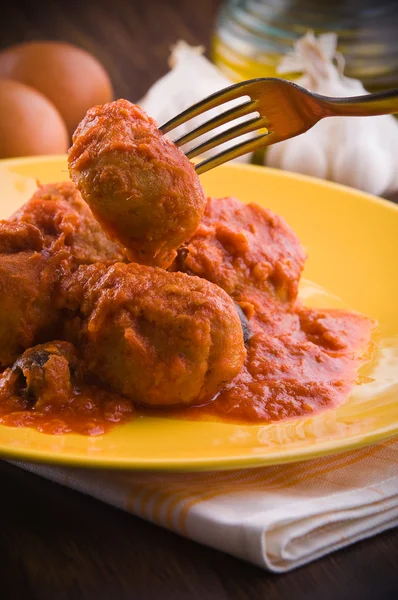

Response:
(0, 79), (69, 158)
(0, 41), (113, 136)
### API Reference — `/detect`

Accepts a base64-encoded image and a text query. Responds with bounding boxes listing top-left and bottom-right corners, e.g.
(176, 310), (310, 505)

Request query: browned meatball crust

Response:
(12, 181), (127, 266)
(61, 262), (246, 407)
(68, 99), (206, 268)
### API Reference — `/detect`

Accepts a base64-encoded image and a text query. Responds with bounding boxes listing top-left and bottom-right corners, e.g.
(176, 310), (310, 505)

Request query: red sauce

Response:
(160, 307), (373, 423)
(0, 197), (374, 434)
(0, 341), (134, 435)
(0, 387), (134, 435)
(0, 303), (372, 433)
(164, 196), (374, 423)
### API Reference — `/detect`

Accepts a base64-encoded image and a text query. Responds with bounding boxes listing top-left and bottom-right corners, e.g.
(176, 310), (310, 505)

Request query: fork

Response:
(160, 78), (398, 175)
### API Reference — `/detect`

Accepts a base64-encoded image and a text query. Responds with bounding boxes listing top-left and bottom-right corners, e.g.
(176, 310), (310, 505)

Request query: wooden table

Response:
(0, 2), (397, 598)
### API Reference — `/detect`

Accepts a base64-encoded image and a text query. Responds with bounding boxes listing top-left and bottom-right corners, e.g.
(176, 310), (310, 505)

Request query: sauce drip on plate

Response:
(164, 196), (374, 423)
(0, 196), (374, 434)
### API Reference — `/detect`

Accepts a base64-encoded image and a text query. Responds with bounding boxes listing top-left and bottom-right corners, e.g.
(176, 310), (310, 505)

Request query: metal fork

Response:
(160, 78), (398, 175)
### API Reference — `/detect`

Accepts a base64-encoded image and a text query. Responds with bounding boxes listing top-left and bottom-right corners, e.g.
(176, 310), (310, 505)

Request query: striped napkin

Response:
(16, 438), (398, 572)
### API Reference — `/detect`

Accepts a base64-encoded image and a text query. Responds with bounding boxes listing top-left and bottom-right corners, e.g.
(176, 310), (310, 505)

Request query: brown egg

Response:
(0, 41), (113, 136)
(0, 80), (69, 158)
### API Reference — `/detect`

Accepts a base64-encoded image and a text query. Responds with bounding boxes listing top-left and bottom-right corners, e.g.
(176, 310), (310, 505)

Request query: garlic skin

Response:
(139, 41), (254, 163)
(266, 32), (398, 196)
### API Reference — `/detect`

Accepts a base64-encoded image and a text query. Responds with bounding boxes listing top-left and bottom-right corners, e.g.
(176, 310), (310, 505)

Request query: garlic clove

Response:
(382, 117), (398, 194)
(265, 31), (398, 196)
(138, 42), (231, 127)
(330, 132), (393, 196)
(267, 129), (328, 179)
(267, 124), (329, 180)
(138, 41), (255, 163)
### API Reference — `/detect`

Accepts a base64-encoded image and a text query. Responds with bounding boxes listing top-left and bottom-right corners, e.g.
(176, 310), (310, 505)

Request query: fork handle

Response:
(322, 88), (398, 117)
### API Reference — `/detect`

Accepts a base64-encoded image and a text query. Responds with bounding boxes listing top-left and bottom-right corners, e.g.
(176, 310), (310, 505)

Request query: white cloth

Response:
(14, 438), (398, 572)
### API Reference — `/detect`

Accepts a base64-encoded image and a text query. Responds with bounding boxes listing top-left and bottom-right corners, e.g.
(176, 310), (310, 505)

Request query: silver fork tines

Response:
(172, 99), (257, 148)
(160, 78), (398, 175)
(159, 80), (272, 174)
(192, 133), (271, 174)
(160, 80), (258, 134)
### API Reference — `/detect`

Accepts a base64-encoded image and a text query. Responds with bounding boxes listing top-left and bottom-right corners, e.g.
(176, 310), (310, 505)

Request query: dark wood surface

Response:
(0, 2), (397, 599)
(0, 0), (221, 103)
(1, 460), (398, 600)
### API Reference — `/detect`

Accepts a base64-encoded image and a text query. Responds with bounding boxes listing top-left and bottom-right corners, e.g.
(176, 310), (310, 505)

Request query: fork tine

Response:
(195, 132), (275, 175)
(159, 80), (258, 134)
(173, 100), (257, 147)
(186, 115), (269, 159)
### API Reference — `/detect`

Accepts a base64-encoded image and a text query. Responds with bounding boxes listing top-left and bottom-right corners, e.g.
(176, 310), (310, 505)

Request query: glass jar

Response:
(212, 0), (398, 93)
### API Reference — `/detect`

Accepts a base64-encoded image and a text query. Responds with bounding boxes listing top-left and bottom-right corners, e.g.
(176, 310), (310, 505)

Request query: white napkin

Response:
(14, 438), (398, 572)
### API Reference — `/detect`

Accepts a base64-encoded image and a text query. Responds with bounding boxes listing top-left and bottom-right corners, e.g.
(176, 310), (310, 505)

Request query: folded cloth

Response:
(14, 438), (398, 572)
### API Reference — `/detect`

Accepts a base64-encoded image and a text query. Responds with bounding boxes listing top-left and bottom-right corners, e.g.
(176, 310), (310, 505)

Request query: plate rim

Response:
(2, 424), (398, 471)
(0, 155), (397, 471)
(2, 153), (398, 213)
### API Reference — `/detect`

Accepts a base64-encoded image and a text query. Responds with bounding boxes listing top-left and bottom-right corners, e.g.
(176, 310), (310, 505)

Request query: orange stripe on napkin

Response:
(177, 443), (387, 533)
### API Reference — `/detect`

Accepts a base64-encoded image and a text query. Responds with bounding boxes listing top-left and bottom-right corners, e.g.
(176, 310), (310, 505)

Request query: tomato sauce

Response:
(166, 307), (373, 423)
(0, 196), (374, 434)
(0, 341), (134, 435)
(0, 387), (134, 435)
(164, 196), (374, 423)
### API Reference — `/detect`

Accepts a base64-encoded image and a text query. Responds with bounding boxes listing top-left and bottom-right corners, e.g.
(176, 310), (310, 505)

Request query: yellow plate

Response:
(0, 155), (397, 471)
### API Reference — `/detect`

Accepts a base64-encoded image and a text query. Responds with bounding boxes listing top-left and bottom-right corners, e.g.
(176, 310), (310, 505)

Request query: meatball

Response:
(68, 99), (206, 268)
(0, 341), (82, 410)
(0, 219), (43, 253)
(0, 221), (67, 366)
(61, 262), (246, 408)
(11, 181), (127, 266)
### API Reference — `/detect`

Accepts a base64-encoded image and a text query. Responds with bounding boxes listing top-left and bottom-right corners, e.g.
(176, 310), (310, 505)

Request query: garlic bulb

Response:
(266, 32), (398, 196)
(138, 41), (254, 163)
